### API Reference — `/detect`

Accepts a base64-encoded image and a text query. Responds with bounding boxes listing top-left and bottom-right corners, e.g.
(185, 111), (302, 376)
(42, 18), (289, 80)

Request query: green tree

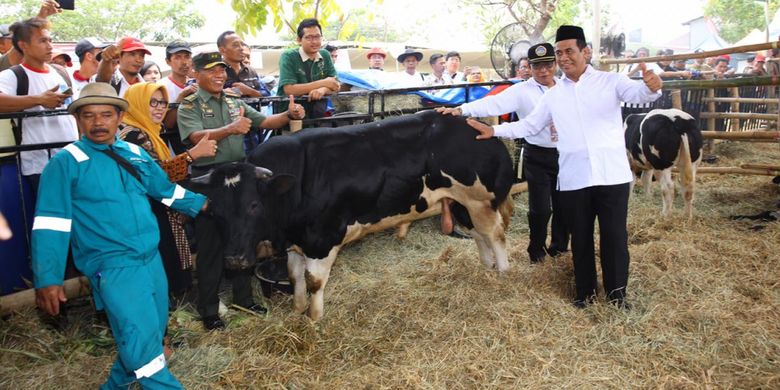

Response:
(705, 0), (780, 43)
(464, 0), (584, 45)
(322, 8), (410, 43)
(225, 0), (382, 41)
(0, 0), (205, 42)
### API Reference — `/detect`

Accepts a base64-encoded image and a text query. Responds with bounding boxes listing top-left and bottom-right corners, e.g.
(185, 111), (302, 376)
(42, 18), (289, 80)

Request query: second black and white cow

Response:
(189, 110), (515, 320)
(624, 108), (703, 219)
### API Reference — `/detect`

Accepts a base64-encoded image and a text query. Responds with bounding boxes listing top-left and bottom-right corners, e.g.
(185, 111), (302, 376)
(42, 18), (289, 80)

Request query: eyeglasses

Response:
(149, 98), (169, 108)
(531, 62), (555, 70)
(302, 35), (322, 42)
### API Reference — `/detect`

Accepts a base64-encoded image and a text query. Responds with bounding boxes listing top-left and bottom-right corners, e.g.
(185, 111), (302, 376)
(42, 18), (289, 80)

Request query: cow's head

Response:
(188, 163), (294, 270)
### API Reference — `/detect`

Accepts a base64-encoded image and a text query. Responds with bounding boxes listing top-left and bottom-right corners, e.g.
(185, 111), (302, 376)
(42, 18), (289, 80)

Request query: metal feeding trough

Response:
(254, 254), (293, 297)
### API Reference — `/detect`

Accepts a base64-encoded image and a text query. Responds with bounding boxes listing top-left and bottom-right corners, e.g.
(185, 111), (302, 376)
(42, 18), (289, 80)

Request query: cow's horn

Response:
(190, 170), (214, 184)
(255, 167), (273, 179)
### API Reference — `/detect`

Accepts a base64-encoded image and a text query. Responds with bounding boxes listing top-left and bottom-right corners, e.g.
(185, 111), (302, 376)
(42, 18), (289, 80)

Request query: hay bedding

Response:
(1, 143), (779, 389)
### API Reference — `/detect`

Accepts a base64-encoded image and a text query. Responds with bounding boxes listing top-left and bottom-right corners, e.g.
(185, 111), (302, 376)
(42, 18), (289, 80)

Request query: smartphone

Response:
(58, 0), (75, 10)
(61, 87), (73, 96)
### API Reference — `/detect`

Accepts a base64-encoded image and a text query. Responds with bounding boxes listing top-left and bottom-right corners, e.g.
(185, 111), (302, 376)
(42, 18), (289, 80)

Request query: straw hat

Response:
(68, 82), (128, 114)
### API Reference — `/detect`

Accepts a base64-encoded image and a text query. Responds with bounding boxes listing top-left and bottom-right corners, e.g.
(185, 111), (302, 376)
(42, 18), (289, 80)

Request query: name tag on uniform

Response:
(202, 112), (215, 118)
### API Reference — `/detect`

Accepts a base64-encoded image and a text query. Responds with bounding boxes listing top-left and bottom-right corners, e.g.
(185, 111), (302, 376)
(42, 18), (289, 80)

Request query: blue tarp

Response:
(337, 70), (517, 105)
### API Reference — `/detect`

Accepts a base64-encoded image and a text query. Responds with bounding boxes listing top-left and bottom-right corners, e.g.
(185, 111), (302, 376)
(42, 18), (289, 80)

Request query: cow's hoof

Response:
(572, 295), (595, 309)
(546, 246), (568, 257)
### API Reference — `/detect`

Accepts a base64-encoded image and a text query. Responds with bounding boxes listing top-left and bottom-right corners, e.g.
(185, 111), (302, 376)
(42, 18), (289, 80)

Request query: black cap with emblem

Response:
(192, 51), (227, 71)
(528, 43), (555, 63)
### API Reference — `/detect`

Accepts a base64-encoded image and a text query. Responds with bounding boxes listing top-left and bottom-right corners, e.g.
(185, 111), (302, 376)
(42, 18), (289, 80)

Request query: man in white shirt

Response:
(0, 17), (77, 194)
(95, 36), (149, 97)
(465, 25), (663, 309)
(396, 49), (425, 86)
(439, 42), (568, 263)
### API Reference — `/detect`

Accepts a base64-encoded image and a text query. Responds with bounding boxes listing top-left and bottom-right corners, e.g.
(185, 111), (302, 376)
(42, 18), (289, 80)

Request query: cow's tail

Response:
(678, 133), (694, 186)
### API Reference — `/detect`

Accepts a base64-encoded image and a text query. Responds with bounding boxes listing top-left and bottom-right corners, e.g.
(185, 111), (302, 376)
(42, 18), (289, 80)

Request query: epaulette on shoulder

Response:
(224, 90), (242, 98)
(179, 93), (198, 109)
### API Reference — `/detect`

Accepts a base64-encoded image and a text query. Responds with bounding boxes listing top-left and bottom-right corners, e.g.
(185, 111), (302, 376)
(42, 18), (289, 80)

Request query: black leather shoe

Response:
(572, 295), (595, 309)
(609, 298), (631, 311)
(241, 303), (268, 315)
(448, 228), (470, 239)
(202, 315), (226, 331)
(546, 246), (568, 257)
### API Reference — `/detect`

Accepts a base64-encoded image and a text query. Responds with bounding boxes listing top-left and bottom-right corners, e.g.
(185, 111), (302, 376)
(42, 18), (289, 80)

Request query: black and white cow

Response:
(189, 110), (515, 320)
(624, 108), (703, 219)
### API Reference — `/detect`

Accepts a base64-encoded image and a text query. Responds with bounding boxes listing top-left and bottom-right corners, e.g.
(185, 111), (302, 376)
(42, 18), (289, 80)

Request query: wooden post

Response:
(671, 89), (682, 110)
(729, 87), (740, 132)
(0, 276), (91, 316)
(705, 88), (716, 155)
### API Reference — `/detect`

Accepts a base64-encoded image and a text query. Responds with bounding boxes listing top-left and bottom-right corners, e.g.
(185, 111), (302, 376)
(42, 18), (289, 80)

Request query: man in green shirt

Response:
(178, 51), (304, 330)
(276, 18), (339, 118)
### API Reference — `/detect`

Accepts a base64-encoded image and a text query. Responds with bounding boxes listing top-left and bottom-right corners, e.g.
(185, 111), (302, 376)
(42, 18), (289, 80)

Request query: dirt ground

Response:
(1, 141), (778, 389)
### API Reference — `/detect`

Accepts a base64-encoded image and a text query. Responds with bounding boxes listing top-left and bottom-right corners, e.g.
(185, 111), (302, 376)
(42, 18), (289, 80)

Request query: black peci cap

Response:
(555, 25), (586, 42)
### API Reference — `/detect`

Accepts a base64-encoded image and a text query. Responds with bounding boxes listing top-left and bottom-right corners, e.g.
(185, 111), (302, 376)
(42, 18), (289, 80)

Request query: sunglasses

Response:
(149, 98), (169, 108)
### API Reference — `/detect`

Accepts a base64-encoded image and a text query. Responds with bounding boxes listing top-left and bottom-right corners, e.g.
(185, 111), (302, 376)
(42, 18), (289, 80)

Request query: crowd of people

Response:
(622, 46), (774, 80)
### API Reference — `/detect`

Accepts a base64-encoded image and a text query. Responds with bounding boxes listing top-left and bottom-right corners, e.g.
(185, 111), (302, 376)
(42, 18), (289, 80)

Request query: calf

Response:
(624, 108), (703, 219)
(189, 110), (515, 320)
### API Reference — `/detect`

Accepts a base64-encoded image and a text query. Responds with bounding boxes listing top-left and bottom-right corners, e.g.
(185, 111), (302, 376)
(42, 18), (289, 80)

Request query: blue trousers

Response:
(91, 255), (183, 389)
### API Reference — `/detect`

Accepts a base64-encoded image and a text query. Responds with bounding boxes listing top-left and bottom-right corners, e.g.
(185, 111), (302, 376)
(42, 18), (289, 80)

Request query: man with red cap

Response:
(464, 25), (663, 310)
(366, 47), (386, 70)
(95, 36), (151, 97)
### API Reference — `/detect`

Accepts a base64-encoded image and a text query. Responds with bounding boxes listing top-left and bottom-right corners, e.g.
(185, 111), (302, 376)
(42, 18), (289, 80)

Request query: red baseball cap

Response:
(366, 47), (386, 60)
(117, 37), (151, 55)
(755, 54), (766, 63)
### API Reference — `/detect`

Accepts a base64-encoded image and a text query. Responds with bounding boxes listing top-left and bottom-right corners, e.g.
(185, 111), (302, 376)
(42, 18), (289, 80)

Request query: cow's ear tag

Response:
(268, 174), (296, 195)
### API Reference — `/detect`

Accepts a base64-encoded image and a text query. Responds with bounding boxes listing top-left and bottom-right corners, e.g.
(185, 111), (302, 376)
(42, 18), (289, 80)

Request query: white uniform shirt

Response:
(396, 71), (425, 87)
(0, 64), (78, 175)
(461, 77), (558, 148)
(493, 65), (661, 191)
(159, 75), (186, 103)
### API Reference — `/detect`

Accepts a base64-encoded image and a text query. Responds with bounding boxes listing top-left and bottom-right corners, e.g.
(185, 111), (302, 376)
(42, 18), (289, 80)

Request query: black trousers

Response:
(523, 144), (568, 258)
(194, 212), (254, 318)
(558, 183), (630, 302)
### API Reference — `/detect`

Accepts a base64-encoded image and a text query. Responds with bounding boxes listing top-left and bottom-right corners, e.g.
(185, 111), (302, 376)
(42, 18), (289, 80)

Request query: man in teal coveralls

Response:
(32, 82), (208, 389)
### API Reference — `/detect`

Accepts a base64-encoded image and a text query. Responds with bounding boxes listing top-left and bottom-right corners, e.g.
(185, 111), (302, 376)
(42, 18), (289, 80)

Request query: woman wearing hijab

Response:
(119, 82), (217, 304)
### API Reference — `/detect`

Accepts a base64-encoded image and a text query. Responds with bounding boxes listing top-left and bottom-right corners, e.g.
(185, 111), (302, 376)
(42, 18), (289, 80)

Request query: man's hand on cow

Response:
(228, 107), (252, 134)
(287, 95), (305, 120)
(639, 63), (663, 92)
(465, 118), (495, 140)
(436, 106), (463, 116)
(36, 285), (67, 316)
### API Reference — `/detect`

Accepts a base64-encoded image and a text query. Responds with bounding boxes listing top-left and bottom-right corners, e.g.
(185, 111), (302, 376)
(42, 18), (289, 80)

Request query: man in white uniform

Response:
(439, 43), (569, 263)
(465, 25), (663, 309)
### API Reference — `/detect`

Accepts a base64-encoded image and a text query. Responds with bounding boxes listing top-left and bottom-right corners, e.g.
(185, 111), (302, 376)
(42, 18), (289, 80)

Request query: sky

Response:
(189, 0), (711, 50)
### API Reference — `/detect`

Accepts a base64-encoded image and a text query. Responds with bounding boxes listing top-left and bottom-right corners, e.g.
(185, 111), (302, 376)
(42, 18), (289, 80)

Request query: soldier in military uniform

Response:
(178, 51), (305, 330)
